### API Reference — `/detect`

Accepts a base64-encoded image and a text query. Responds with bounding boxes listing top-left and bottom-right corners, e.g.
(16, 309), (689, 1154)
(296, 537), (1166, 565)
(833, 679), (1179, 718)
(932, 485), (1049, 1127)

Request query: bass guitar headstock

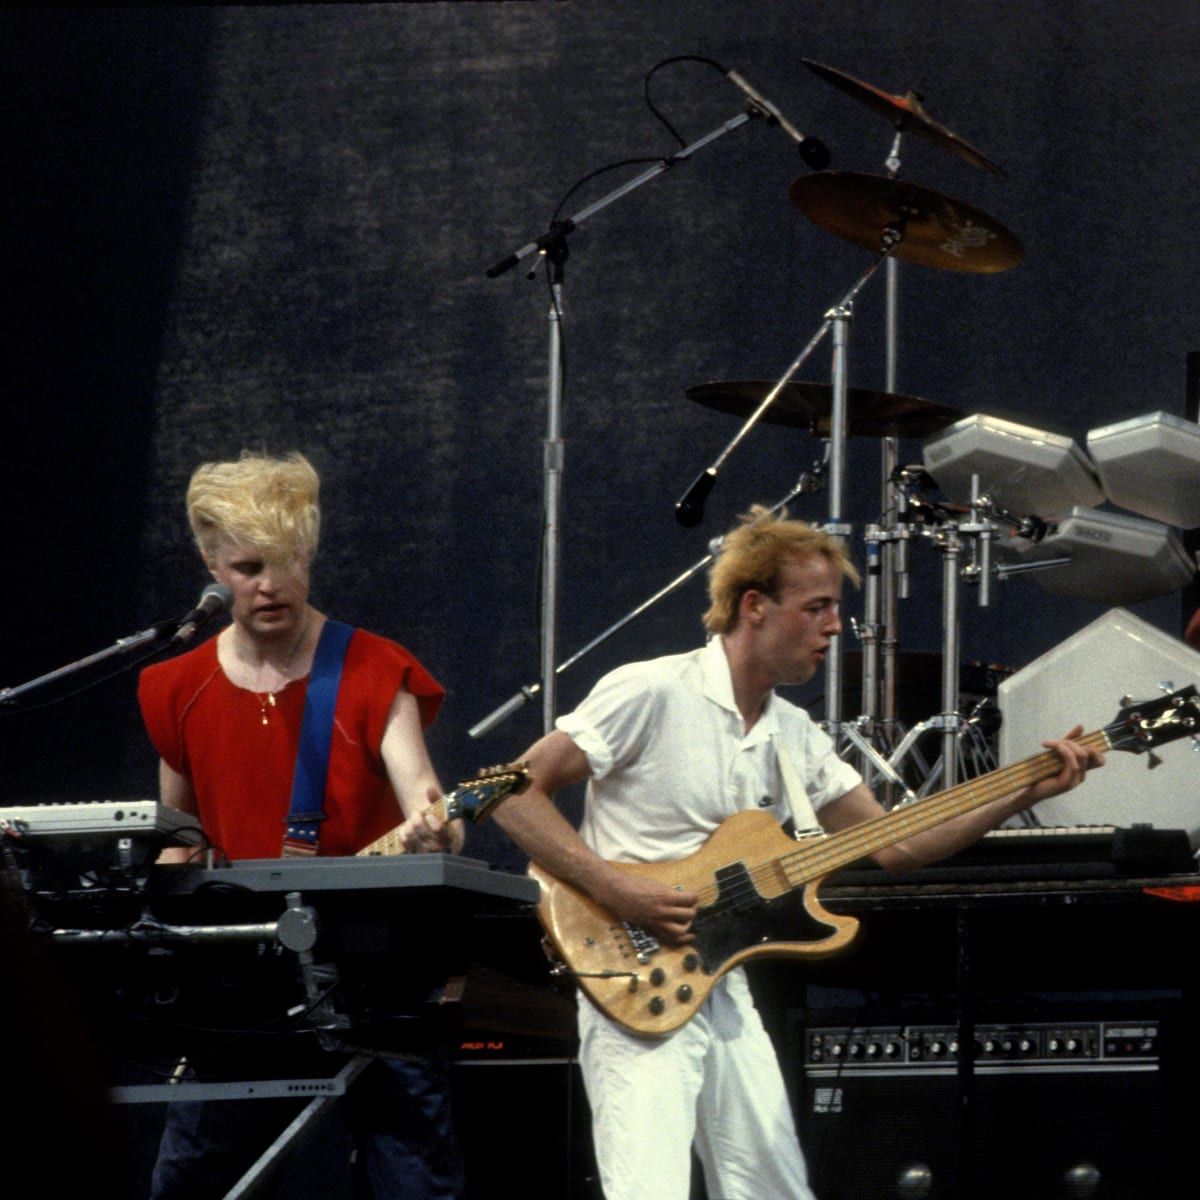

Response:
(1105, 686), (1200, 757)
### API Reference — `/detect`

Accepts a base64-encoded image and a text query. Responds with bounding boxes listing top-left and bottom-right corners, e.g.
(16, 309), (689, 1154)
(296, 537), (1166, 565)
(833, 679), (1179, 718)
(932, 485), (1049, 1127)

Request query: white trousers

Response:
(577, 969), (816, 1200)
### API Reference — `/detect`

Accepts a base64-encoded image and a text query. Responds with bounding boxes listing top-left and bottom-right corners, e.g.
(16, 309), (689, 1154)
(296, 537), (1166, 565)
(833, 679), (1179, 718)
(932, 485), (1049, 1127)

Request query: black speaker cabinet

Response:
(451, 1057), (601, 1200)
(794, 1016), (1174, 1200)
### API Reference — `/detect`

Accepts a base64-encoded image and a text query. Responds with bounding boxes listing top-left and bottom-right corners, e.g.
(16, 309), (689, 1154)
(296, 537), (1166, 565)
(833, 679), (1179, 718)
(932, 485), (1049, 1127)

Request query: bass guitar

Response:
(530, 687), (1199, 1037)
(357, 763), (530, 856)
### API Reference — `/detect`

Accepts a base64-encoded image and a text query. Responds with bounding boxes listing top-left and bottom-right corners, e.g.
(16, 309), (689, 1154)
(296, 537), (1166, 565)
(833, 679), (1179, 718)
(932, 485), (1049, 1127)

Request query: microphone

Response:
(726, 69), (830, 169)
(170, 583), (232, 645)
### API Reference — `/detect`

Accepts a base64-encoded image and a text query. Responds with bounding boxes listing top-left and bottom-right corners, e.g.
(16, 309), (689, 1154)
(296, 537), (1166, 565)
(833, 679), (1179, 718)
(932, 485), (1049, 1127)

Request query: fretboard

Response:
(781, 728), (1111, 886)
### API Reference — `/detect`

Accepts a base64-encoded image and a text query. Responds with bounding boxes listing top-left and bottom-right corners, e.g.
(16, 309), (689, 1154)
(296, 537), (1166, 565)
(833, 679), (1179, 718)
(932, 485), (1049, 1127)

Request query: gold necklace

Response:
(254, 612), (311, 726)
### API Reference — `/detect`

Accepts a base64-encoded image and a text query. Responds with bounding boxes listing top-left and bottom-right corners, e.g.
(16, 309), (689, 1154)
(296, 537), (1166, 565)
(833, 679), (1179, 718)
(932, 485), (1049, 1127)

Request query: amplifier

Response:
(804, 1018), (1160, 1077)
(796, 1015), (1171, 1199)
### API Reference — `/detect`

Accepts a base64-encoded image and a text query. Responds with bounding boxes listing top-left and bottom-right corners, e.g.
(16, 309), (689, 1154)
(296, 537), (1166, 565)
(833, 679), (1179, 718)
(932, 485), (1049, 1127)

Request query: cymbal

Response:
(802, 58), (1004, 175)
(788, 171), (1023, 274)
(686, 380), (962, 438)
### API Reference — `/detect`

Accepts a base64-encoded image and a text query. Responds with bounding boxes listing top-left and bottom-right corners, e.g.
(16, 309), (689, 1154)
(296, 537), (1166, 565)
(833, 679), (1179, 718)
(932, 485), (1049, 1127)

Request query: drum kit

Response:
(475, 58), (1200, 803)
(679, 59), (1200, 797)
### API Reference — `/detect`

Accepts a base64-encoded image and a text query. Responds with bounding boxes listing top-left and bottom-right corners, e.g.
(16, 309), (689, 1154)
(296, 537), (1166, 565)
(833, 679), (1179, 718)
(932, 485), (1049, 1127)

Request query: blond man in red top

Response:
(138, 450), (463, 1200)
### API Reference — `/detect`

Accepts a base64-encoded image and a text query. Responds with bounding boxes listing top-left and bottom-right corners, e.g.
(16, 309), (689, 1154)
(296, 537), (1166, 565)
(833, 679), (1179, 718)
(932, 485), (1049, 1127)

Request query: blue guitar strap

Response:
(282, 619), (355, 857)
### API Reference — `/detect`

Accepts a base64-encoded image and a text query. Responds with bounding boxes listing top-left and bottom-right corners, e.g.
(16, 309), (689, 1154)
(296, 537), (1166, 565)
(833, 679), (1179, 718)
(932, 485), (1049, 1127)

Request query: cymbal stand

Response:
(542, 243), (566, 733)
(675, 235), (907, 743)
(875, 130), (910, 791)
(887, 475), (1073, 794)
(824, 303), (852, 729)
(884, 513), (970, 794)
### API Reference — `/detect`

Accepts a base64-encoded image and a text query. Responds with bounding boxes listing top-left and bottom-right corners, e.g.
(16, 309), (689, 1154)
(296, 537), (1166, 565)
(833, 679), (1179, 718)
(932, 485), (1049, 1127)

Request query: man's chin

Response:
(250, 611), (295, 636)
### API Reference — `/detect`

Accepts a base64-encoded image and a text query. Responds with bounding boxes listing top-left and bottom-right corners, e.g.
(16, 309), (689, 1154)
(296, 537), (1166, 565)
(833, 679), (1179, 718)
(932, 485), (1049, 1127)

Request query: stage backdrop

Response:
(3, 3), (1198, 869)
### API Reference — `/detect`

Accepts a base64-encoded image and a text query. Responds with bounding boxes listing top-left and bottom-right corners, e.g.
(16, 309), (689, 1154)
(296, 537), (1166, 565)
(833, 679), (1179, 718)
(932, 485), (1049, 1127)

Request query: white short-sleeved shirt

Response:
(557, 637), (862, 863)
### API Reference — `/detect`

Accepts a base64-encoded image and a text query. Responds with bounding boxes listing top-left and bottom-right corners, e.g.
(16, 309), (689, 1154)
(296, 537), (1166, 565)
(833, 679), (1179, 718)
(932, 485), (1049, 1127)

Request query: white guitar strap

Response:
(773, 737), (822, 835)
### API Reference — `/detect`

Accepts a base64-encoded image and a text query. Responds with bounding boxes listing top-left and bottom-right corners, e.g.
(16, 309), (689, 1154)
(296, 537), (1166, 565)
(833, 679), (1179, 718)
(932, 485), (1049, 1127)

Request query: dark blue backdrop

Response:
(3, 4), (1198, 870)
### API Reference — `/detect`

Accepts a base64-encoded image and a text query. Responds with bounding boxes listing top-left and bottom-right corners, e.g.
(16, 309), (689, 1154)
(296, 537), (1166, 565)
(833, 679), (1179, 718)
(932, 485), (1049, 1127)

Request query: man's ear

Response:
(740, 587), (768, 628)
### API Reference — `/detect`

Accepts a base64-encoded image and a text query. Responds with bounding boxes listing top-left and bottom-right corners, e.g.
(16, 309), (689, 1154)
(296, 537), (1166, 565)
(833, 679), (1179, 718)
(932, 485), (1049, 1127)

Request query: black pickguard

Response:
(690, 863), (840, 975)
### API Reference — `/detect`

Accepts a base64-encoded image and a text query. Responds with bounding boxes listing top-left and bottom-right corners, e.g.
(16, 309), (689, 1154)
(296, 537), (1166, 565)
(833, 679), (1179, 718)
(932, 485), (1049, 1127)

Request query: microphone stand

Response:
(487, 105), (782, 733)
(469, 471), (824, 739)
(0, 617), (208, 709)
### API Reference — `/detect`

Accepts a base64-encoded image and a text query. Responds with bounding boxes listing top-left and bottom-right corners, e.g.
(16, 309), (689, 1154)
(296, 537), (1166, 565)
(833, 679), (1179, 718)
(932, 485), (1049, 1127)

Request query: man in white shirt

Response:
(493, 506), (1101, 1200)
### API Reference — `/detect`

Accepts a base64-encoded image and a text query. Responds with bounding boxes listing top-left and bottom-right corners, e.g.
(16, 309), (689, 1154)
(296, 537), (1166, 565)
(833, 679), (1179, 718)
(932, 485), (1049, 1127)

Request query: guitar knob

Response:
(676, 985), (693, 1003)
(649, 968), (666, 987)
(648, 997), (666, 1016)
(682, 954), (700, 972)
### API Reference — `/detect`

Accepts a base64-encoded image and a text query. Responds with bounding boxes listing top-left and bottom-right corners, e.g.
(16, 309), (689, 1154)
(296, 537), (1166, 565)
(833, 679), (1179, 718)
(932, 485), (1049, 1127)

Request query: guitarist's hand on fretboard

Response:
(1021, 725), (1105, 808)
(396, 784), (463, 854)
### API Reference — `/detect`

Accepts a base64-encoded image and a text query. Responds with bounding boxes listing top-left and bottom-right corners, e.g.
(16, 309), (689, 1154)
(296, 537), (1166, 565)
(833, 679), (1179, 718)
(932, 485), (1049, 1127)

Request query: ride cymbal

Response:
(788, 171), (1023, 273)
(803, 58), (1004, 175)
(686, 380), (962, 438)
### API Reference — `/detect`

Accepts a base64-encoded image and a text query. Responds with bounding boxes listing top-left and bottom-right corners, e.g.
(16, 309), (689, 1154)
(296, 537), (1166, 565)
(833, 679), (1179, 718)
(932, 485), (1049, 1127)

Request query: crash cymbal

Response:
(788, 171), (1023, 273)
(803, 58), (1004, 175)
(686, 380), (962, 438)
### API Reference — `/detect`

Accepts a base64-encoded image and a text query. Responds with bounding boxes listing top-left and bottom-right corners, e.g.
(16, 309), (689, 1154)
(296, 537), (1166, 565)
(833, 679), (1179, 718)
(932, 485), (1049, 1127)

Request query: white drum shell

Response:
(998, 608), (1200, 846)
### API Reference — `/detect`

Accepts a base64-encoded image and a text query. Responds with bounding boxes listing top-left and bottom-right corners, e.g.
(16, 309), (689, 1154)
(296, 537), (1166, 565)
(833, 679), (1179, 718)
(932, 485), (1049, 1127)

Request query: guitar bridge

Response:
(622, 920), (660, 964)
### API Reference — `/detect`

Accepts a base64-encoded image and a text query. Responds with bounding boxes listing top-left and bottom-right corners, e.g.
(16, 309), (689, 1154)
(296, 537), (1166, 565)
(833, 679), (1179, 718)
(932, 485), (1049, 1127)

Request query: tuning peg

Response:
(1120, 694), (1134, 708)
(1158, 681), (1176, 695)
(1147, 751), (1163, 770)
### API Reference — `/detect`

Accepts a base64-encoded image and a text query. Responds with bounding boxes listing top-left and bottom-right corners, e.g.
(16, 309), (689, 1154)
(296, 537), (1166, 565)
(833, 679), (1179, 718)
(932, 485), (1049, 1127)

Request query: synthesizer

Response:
(0, 799), (202, 843)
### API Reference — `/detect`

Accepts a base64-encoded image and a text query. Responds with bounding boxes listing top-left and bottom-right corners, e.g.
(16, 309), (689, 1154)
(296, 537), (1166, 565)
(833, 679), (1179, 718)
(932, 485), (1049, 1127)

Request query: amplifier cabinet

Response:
(451, 1056), (601, 1200)
(795, 1017), (1170, 1199)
